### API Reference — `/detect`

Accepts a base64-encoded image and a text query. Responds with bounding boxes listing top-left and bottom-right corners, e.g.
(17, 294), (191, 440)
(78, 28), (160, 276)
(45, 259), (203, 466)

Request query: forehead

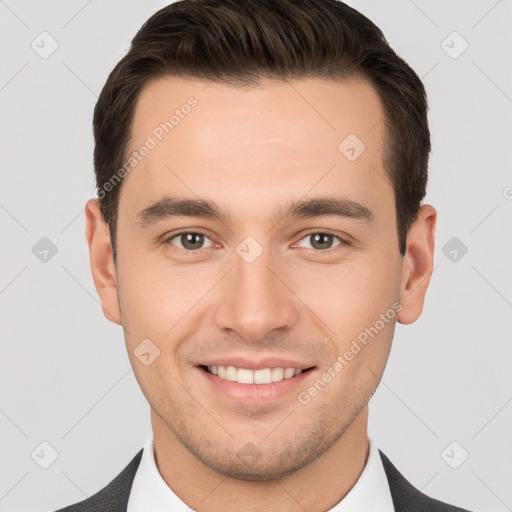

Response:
(131, 75), (384, 151)
(120, 75), (391, 223)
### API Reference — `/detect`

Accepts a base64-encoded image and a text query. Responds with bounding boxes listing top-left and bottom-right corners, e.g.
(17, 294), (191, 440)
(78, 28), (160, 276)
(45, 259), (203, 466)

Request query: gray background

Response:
(1, 1), (511, 511)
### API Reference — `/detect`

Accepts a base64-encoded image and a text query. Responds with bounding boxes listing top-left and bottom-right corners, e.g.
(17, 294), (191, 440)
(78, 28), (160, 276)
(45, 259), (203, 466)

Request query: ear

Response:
(85, 199), (122, 325)
(397, 204), (437, 325)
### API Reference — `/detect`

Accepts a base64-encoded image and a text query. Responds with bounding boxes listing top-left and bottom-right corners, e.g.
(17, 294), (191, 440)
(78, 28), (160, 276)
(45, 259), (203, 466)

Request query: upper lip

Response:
(198, 356), (315, 371)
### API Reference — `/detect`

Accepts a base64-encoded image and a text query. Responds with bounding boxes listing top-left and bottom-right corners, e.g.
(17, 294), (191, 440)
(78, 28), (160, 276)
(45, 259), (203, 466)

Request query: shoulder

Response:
(54, 448), (143, 512)
(379, 450), (473, 512)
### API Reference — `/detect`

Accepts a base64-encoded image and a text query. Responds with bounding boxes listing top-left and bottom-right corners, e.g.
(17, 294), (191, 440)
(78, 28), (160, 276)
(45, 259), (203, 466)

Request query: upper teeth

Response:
(207, 365), (302, 384)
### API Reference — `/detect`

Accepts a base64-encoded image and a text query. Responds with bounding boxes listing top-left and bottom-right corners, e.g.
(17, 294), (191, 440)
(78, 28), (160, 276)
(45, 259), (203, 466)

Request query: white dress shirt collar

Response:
(127, 434), (394, 511)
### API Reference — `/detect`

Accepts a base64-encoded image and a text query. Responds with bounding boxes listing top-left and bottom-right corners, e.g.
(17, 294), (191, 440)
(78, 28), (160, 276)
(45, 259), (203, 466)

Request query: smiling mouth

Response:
(199, 365), (315, 385)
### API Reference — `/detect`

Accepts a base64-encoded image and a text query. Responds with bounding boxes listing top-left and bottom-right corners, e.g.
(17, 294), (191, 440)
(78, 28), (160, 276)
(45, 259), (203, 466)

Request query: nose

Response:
(212, 245), (299, 342)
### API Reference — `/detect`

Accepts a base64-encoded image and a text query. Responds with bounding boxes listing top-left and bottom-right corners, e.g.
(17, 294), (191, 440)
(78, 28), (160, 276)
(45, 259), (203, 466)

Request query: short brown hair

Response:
(93, 0), (430, 263)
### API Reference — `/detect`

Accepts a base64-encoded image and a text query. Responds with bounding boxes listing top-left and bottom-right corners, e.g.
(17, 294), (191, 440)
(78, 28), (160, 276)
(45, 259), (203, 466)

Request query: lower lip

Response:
(198, 366), (315, 404)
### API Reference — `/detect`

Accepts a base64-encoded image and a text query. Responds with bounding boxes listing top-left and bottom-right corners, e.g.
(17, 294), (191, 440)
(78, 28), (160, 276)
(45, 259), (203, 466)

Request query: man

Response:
(56, 0), (472, 510)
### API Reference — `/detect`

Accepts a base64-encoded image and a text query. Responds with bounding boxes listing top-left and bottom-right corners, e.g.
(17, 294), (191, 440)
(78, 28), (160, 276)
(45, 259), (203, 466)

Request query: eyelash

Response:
(162, 230), (348, 253)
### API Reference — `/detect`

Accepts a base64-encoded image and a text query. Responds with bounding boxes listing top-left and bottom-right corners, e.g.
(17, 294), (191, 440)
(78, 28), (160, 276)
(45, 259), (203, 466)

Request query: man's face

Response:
(112, 76), (403, 478)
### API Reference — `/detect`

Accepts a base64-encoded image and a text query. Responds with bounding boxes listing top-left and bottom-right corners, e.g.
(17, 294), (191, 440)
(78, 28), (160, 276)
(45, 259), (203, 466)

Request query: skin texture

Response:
(85, 76), (436, 511)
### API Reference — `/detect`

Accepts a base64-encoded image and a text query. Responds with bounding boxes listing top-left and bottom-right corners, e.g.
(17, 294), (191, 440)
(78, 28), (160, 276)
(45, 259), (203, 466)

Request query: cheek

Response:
(118, 265), (191, 402)
(116, 252), (199, 349)
(294, 256), (401, 336)
(300, 262), (399, 405)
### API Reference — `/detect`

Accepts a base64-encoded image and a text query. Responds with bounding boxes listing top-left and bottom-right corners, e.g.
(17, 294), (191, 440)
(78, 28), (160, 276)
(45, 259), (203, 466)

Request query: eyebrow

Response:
(136, 195), (375, 227)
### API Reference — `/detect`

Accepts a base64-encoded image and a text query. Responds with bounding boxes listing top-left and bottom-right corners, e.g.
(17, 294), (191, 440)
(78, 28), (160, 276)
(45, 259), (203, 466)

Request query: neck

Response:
(151, 406), (370, 512)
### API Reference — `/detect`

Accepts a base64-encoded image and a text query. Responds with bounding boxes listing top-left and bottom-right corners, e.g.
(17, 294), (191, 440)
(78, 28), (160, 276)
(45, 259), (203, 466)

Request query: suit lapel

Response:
(379, 450), (470, 512)
(379, 449), (428, 511)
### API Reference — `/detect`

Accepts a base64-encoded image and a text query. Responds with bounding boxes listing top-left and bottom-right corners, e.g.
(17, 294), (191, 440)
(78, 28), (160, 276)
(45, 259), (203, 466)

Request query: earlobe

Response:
(85, 199), (122, 325)
(397, 204), (437, 325)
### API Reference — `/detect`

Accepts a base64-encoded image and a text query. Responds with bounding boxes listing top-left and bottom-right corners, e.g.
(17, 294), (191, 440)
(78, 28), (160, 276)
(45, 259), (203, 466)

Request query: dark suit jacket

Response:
(55, 449), (472, 511)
